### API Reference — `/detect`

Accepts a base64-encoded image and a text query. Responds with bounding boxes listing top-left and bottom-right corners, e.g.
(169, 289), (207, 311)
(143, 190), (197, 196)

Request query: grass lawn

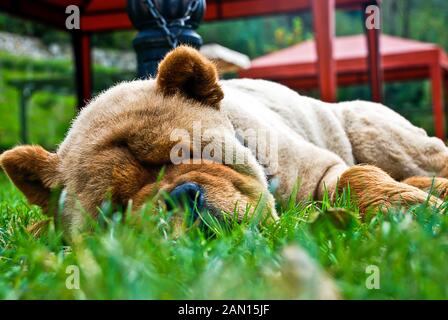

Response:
(1, 53), (444, 299)
(1, 171), (448, 299)
(0, 51), (134, 150)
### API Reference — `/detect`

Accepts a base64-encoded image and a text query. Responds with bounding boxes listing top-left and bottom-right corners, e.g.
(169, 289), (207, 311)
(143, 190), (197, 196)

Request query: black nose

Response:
(168, 182), (205, 223)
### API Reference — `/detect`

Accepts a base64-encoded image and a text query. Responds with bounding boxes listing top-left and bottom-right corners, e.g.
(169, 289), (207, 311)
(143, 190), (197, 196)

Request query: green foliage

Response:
(199, 15), (311, 58)
(1, 1), (446, 147)
(269, 17), (306, 51)
(0, 14), (69, 46)
(1, 172), (448, 299)
(0, 13), (136, 49)
(0, 52), (134, 149)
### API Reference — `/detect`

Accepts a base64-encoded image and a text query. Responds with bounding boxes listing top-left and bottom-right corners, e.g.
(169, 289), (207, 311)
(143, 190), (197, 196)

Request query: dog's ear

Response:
(156, 45), (224, 108)
(0, 146), (61, 212)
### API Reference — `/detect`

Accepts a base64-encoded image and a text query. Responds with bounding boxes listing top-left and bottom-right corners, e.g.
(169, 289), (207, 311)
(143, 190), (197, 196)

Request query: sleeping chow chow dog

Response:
(2, 46), (448, 237)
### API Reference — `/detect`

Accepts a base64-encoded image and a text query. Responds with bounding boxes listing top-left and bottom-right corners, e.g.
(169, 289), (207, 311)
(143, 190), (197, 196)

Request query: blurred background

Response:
(0, 0), (446, 150)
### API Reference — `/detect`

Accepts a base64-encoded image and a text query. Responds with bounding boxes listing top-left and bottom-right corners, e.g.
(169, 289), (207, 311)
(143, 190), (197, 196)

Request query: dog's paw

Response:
(403, 176), (448, 200)
(338, 165), (442, 214)
(435, 181), (448, 199)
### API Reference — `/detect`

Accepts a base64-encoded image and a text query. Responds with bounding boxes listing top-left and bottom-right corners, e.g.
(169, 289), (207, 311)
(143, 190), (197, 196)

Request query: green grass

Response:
(1, 171), (448, 299)
(0, 51), (134, 150)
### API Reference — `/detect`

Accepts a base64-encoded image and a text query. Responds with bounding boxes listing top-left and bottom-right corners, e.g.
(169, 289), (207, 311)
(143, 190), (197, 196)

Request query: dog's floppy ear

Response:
(0, 146), (61, 212)
(156, 45), (224, 108)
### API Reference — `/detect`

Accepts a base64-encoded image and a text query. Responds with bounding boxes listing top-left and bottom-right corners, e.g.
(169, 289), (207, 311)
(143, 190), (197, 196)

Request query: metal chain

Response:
(143, 0), (200, 48)
(177, 0), (200, 26)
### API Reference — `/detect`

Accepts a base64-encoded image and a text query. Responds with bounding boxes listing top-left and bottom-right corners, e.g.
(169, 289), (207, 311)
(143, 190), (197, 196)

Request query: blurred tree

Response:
(272, 17), (304, 48)
(199, 14), (311, 58)
(0, 13), (69, 45)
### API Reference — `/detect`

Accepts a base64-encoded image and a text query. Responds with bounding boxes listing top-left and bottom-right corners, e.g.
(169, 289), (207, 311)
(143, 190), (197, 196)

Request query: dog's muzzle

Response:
(168, 182), (205, 225)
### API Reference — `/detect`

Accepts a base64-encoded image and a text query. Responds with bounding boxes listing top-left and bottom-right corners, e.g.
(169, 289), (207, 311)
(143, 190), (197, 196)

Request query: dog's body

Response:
(2, 46), (448, 236)
(221, 79), (448, 201)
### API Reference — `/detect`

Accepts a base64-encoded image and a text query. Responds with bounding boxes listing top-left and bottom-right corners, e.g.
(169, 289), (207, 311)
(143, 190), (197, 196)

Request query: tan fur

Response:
(157, 45), (224, 108)
(403, 176), (448, 199)
(338, 165), (442, 213)
(0, 145), (60, 212)
(1, 46), (448, 237)
(132, 163), (274, 220)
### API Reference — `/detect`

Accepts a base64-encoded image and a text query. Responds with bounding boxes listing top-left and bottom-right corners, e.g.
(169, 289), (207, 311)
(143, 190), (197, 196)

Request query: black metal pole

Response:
(127, 0), (205, 78)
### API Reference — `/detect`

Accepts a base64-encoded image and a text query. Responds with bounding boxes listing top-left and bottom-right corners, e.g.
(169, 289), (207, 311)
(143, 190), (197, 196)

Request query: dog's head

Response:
(0, 46), (277, 234)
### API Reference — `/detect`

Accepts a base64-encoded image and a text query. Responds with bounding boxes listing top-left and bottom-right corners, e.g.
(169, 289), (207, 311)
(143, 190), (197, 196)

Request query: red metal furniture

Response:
(240, 35), (448, 139)
(0, 0), (381, 110)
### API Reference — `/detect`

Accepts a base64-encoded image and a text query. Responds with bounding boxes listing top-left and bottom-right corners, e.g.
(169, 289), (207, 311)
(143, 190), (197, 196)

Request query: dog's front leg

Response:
(337, 165), (442, 213)
(262, 137), (441, 214)
(402, 176), (448, 200)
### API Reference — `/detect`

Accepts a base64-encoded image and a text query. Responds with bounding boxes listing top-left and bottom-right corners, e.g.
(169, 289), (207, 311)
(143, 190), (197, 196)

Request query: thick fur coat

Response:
(2, 46), (448, 236)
